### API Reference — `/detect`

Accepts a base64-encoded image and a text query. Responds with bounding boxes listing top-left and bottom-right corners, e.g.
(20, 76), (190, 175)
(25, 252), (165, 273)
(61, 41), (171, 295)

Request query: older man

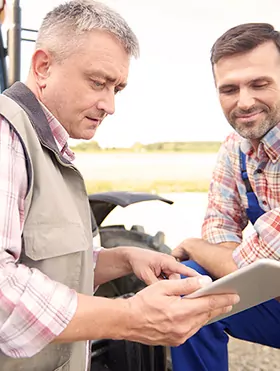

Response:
(0, 1), (238, 370)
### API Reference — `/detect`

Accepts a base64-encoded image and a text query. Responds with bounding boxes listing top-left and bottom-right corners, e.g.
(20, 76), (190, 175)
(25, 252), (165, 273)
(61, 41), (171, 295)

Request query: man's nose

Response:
(96, 91), (115, 115)
(237, 88), (255, 111)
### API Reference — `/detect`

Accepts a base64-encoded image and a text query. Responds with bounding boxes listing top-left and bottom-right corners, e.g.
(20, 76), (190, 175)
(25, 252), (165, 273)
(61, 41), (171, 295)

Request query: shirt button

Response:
(256, 169), (263, 174)
(262, 200), (267, 206)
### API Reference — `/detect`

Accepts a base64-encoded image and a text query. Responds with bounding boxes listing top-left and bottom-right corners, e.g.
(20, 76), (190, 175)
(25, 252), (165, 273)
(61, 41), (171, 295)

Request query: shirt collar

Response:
(39, 102), (75, 162)
(240, 122), (280, 163)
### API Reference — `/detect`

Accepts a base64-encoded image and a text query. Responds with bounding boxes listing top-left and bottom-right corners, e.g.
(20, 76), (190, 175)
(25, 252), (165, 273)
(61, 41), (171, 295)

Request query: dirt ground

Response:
(228, 337), (280, 371)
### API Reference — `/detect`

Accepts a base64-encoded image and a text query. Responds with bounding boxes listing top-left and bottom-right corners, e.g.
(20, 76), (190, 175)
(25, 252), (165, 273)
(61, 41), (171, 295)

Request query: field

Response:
(74, 152), (217, 193)
(71, 140), (222, 154)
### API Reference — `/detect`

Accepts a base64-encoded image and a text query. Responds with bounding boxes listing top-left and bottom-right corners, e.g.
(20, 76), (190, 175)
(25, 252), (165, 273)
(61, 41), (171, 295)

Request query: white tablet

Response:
(186, 258), (280, 324)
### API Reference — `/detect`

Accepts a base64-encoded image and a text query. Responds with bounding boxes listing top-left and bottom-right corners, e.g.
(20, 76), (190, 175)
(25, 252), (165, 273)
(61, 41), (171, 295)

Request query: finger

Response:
(163, 259), (200, 277)
(167, 273), (181, 280)
(157, 275), (212, 296)
(180, 305), (234, 343)
(142, 268), (159, 285)
(207, 305), (234, 321)
(191, 305), (234, 332)
(182, 293), (240, 316)
(171, 247), (190, 261)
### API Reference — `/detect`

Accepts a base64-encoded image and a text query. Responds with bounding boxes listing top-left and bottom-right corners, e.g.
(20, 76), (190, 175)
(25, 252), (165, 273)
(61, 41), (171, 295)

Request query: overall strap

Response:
(240, 150), (265, 224)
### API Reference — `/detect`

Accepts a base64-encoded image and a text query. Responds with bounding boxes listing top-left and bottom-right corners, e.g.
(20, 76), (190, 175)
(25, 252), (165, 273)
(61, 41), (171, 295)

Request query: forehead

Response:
(214, 41), (280, 87)
(73, 29), (130, 79)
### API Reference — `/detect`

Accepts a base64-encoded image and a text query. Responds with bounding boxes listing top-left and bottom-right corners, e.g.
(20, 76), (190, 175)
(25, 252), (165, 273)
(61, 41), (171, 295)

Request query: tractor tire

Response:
(93, 225), (173, 371)
(95, 224), (171, 298)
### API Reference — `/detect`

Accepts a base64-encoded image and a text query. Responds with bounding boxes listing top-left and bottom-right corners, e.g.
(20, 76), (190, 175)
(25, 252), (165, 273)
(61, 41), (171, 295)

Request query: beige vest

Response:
(0, 82), (95, 371)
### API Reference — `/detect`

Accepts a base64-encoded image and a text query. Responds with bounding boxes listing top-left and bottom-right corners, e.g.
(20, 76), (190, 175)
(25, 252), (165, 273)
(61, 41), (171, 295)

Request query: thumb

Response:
(171, 246), (190, 261)
(141, 268), (159, 285)
(158, 275), (212, 296)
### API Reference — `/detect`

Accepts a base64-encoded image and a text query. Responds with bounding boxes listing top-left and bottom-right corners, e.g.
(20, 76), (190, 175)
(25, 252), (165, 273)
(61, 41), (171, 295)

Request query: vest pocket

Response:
(21, 223), (92, 291)
(23, 223), (89, 261)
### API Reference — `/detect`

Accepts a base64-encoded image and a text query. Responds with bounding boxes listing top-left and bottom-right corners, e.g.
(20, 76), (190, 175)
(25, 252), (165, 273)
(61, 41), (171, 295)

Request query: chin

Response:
(71, 130), (97, 141)
(83, 130), (97, 140)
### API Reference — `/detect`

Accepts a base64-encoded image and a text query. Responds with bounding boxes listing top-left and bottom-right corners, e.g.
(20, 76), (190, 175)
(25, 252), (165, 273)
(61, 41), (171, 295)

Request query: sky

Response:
(7, 0), (280, 147)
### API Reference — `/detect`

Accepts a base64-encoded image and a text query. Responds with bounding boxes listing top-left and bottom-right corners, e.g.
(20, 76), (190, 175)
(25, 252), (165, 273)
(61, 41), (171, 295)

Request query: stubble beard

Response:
(228, 105), (280, 140)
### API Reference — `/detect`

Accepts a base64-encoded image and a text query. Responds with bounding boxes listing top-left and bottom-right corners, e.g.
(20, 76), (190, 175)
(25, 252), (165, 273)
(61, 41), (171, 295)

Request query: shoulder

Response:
(218, 132), (242, 164)
(212, 132), (243, 177)
(221, 132), (242, 153)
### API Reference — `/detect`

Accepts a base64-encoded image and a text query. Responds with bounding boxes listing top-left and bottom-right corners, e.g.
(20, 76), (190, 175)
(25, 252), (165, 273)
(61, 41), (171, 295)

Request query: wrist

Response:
(188, 239), (210, 260)
(118, 246), (136, 275)
(109, 297), (134, 340)
(112, 295), (147, 343)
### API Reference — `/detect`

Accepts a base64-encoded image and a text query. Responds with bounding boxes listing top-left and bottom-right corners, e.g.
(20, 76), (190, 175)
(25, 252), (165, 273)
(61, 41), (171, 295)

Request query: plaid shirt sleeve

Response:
(202, 138), (248, 244)
(0, 116), (78, 358)
(233, 209), (280, 267)
(202, 135), (280, 268)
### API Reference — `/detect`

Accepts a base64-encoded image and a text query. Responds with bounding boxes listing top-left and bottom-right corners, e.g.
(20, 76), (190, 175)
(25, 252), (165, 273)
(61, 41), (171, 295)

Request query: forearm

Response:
(94, 246), (133, 286)
(1, 255), (132, 354)
(0, 253), (77, 358)
(54, 293), (131, 343)
(190, 240), (238, 278)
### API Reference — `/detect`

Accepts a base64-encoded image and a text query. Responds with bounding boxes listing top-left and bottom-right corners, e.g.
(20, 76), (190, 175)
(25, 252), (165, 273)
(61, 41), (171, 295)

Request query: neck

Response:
(250, 138), (260, 152)
(25, 74), (42, 101)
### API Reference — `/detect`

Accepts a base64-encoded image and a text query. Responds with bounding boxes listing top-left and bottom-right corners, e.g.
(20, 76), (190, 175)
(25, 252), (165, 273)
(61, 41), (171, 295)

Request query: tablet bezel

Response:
(185, 259), (280, 324)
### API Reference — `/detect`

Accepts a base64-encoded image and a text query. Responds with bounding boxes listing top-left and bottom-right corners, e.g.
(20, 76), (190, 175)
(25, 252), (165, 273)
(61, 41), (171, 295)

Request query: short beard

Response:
(228, 103), (280, 140)
(229, 118), (277, 140)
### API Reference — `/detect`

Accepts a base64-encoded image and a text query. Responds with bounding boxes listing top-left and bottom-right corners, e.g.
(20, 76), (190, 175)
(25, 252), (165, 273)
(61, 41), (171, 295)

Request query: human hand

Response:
(125, 275), (240, 346)
(172, 238), (208, 262)
(126, 247), (200, 285)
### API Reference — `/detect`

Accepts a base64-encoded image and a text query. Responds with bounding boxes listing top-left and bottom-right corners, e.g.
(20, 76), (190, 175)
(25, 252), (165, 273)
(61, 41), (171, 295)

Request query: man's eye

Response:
(220, 89), (237, 95)
(92, 80), (105, 88)
(253, 83), (268, 89)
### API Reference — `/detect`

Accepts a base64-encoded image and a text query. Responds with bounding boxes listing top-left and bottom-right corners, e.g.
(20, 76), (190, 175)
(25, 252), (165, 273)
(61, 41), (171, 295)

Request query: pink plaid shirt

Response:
(202, 123), (280, 268)
(0, 103), (97, 358)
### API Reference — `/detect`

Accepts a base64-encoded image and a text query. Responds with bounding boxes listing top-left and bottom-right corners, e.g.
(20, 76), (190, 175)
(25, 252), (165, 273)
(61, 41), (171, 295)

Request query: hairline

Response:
(35, 1), (140, 62)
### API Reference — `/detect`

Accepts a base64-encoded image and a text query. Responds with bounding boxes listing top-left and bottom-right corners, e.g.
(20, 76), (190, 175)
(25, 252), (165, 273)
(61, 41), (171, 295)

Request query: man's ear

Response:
(31, 49), (52, 89)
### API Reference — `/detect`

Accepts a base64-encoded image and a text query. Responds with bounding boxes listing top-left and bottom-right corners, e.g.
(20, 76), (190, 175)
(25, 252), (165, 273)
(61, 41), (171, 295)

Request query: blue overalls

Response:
(171, 151), (280, 371)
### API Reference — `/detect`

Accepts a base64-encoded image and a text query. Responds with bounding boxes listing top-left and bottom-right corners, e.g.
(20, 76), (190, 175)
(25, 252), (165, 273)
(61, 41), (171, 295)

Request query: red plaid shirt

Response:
(0, 103), (98, 358)
(202, 123), (280, 268)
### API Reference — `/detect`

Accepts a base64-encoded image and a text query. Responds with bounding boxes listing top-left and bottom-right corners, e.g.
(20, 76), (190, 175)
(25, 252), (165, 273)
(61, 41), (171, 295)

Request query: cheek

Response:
(67, 94), (91, 115)
(257, 91), (280, 109)
(219, 97), (233, 117)
(79, 91), (98, 109)
(59, 78), (88, 109)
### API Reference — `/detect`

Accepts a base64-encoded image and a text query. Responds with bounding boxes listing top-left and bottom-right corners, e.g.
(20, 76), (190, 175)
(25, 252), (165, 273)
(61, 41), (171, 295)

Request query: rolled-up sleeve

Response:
(233, 208), (280, 268)
(202, 140), (248, 244)
(0, 117), (77, 358)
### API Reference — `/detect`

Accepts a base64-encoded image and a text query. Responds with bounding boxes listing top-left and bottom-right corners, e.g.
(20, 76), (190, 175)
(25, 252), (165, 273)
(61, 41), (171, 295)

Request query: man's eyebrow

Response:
(89, 70), (127, 88)
(250, 76), (272, 83)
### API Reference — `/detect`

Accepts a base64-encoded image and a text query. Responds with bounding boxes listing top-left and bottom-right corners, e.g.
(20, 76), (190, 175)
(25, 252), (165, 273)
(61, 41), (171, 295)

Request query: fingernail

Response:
(198, 275), (212, 286)
(233, 295), (240, 304)
(225, 306), (233, 313)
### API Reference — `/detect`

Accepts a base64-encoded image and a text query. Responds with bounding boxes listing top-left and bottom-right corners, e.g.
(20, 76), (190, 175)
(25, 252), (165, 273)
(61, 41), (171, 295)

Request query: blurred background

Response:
(2, 0), (275, 245)
(10, 0), (277, 244)
(2, 1), (280, 368)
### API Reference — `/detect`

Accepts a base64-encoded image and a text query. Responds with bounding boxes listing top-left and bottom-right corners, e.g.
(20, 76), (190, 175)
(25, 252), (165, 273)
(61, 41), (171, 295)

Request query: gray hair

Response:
(36, 0), (139, 61)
